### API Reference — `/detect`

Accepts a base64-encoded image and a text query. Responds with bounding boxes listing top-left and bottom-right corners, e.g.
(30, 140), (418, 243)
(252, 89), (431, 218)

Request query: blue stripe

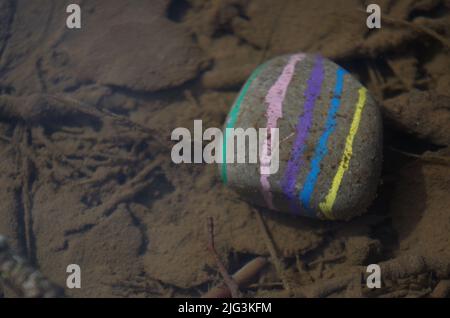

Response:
(299, 67), (347, 215)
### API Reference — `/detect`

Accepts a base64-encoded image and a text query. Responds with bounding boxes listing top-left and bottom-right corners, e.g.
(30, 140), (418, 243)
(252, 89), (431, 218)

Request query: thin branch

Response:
(203, 256), (268, 298)
(206, 217), (241, 298)
(253, 208), (293, 295)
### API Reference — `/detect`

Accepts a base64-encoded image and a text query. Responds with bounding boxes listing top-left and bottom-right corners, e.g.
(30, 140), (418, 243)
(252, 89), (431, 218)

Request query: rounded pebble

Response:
(220, 53), (382, 220)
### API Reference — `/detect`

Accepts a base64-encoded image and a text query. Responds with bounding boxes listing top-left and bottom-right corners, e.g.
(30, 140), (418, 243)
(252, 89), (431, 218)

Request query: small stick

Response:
(388, 147), (450, 166)
(280, 132), (295, 145)
(203, 256), (268, 298)
(206, 217), (241, 298)
(254, 208), (292, 295)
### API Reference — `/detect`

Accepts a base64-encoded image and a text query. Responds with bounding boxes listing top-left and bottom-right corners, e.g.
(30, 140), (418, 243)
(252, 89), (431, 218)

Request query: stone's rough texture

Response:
(221, 53), (382, 221)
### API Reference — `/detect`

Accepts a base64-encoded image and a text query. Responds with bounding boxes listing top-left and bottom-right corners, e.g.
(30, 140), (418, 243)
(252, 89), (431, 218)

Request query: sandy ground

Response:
(0, 0), (449, 298)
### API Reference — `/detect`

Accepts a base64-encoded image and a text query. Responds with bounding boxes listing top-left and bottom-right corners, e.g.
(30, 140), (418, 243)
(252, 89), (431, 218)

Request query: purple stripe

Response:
(281, 56), (325, 213)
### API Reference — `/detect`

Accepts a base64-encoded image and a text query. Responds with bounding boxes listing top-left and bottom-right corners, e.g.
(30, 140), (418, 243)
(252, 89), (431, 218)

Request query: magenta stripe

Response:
(281, 55), (325, 214)
(260, 53), (305, 209)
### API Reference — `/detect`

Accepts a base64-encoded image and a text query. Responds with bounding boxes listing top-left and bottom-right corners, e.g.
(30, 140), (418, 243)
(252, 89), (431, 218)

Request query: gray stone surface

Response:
(221, 53), (382, 220)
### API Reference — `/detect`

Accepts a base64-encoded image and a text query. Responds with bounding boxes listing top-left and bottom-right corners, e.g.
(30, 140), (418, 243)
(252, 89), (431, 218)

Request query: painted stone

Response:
(220, 53), (382, 220)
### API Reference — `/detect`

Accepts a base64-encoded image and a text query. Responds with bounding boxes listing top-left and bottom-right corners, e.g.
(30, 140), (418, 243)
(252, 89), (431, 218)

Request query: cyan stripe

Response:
(299, 67), (347, 215)
(221, 63), (266, 184)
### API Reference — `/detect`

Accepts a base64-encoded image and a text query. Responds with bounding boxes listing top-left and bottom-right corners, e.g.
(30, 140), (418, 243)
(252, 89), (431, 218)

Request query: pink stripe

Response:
(260, 53), (305, 209)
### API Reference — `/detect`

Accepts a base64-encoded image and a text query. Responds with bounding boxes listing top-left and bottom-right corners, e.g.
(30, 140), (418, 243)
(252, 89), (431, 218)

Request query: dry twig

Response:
(206, 217), (241, 298)
(253, 208), (293, 296)
(389, 147), (450, 166)
(203, 256), (268, 298)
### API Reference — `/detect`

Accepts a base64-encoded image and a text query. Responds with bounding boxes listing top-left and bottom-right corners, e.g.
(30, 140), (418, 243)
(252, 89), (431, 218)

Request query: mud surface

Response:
(0, 0), (449, 297)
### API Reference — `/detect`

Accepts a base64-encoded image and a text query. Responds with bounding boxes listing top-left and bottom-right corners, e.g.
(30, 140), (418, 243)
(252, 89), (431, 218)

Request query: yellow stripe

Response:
(319, 87), (367, 219)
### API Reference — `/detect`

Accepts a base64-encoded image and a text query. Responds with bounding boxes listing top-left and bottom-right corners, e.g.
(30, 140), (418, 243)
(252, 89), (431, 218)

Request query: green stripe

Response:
(221, 64), (266, 184)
